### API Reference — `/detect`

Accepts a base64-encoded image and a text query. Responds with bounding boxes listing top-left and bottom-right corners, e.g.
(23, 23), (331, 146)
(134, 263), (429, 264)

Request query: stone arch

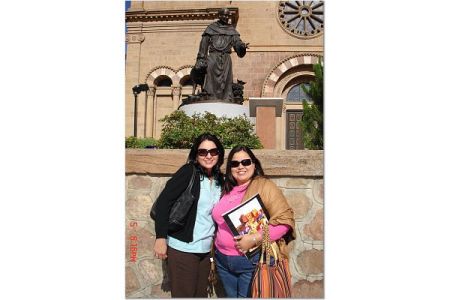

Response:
(145, 66), (177, 87)
(176, 65), (193, 80)
(261, 54), (322, 97)
(176, 65), (194, 86)
(274, 69), (315, 99)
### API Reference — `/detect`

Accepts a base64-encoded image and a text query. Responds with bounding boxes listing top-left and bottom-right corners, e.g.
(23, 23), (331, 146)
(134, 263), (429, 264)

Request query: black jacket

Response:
(154, 163), (200, 242)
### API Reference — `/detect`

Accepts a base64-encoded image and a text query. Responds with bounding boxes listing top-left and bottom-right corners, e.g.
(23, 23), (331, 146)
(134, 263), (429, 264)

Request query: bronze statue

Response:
(194, 8), (249, 102)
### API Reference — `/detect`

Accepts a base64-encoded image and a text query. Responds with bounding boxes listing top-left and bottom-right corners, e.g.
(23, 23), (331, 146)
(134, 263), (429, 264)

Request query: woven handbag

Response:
(251, 223), (292, 298)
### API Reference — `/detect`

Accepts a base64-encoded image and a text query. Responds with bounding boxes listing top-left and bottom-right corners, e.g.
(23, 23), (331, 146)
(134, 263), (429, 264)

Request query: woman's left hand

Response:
(234, 233), (259, 253)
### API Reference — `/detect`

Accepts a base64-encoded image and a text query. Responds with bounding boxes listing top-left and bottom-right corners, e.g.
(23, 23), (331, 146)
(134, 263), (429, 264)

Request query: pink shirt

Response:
(212, 184), (290, 256)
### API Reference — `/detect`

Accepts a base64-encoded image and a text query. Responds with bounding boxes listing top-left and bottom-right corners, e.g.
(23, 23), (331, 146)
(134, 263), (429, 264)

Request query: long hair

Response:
(223, 145), (264, 194)
(187, 133), (225, 187)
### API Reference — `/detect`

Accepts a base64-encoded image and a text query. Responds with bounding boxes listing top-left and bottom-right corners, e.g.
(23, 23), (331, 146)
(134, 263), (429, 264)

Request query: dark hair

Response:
(187, 133), (225, 187)
(223, 145), (264, 194)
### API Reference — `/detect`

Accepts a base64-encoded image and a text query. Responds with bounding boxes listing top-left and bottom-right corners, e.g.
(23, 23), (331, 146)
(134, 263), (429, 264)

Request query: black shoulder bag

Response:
(150, 164), (196, 232)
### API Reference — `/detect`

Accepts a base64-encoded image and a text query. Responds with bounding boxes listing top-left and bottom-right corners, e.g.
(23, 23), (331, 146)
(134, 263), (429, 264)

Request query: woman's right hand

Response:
(234, 232), (262, 253)
(154, 238), (168, 260)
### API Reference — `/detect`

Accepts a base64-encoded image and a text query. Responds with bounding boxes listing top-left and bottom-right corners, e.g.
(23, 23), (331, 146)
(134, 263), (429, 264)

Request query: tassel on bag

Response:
(207, 255), (217, 297)
(251, 223), (292, 298)
(207, 242), (218, 297)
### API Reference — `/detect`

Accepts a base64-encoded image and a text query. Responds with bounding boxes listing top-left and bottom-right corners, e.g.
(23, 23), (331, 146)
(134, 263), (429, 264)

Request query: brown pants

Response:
(167, 246), (211, 298)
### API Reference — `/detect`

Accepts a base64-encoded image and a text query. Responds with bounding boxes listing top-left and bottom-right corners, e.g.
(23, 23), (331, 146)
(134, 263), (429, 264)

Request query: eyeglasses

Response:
(197, 148), (219, 157)
(230, 159), (252, 168)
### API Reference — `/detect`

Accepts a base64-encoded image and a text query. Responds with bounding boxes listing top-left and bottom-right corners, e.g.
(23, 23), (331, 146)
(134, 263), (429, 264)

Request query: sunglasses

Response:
(230, 159), (252, 168)
(197, 148), (219, 157)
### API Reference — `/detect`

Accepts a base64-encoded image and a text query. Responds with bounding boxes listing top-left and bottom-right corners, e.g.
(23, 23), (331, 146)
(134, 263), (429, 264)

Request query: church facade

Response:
(125, 1), (324, 149)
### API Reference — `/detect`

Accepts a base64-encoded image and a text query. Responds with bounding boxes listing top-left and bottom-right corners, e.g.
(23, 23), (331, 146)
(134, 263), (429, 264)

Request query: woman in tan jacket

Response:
(211, 146), (295, 297)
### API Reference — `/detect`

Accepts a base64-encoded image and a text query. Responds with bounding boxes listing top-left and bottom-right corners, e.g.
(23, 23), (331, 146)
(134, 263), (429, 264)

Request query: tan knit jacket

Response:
(242, 176), (296, 258)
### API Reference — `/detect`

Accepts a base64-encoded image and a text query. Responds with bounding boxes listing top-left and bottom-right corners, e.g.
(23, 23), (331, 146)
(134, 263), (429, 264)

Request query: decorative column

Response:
(249, 98), (283, 149)
(172, 86), (181, 110)
(125, 33), (145, 137)
(152, 88), (158, 138)
(145, 87), (156, 138)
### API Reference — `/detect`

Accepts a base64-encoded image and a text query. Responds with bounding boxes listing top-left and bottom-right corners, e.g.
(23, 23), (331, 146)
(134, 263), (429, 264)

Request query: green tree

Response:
(158, 111), (263, 149)
(300, 58), (323, 150)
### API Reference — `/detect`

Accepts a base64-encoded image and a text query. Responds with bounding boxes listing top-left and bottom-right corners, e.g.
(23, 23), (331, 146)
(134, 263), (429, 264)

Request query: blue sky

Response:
(125, 1), (131, 53)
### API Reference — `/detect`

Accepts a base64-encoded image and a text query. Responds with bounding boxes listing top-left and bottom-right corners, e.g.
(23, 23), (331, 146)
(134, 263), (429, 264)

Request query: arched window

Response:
(154, 75), (172, 87)
(179, 75), (192, 87)
(286, 83), (312, 102)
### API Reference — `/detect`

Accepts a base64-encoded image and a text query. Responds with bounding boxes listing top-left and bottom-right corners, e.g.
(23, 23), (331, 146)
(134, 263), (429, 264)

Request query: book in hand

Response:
(221, 193), (270, 259)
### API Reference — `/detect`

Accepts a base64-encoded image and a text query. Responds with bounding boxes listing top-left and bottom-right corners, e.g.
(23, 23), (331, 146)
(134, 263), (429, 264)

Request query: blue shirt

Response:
(168, 176), (221, 253)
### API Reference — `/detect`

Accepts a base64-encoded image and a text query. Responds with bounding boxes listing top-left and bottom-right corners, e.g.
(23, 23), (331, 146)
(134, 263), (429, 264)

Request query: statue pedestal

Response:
(179, 102), (250, 119)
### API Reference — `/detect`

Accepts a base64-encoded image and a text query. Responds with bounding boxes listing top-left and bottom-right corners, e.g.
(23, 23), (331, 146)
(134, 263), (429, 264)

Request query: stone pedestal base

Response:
(179, 102), (250, 119)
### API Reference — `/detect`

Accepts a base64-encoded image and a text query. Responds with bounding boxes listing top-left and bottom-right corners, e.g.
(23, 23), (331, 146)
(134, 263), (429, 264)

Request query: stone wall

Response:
(125, 149), (324, 298)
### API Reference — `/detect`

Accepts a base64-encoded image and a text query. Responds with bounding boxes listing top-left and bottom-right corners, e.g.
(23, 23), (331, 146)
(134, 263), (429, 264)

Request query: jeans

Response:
(214, 249), (261, 298)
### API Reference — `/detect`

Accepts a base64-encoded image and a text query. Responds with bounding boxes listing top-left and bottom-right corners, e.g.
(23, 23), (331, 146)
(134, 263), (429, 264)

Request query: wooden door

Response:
(286, 110), (303, 149)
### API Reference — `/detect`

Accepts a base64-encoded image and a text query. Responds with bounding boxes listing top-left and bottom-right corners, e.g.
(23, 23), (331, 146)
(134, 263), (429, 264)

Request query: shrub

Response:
(125, 136), (158, 148)
(299, 58), (323, 150)
(300, 101), (323, 149)
(158, 111), (263, 149)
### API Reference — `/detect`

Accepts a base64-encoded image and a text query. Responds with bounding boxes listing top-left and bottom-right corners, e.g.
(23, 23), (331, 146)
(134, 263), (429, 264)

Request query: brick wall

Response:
(232, 52), (300, 98)
(125, 149), (324, 298)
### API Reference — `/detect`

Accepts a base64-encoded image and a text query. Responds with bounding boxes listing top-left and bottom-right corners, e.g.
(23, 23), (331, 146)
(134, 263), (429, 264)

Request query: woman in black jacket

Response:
(153, 133), (224, 297)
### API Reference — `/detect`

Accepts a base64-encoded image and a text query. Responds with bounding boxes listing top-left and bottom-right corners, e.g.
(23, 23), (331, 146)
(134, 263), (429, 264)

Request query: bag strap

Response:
(271, 241), (280, 261)
(186, 164), (196, 191)
(259, 222), (273, 264)
(259, 222), (281, 264)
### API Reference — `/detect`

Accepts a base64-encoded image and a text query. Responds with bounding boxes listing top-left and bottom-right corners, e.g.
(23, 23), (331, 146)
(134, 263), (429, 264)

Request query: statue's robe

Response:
(197, 21), (247, 101)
